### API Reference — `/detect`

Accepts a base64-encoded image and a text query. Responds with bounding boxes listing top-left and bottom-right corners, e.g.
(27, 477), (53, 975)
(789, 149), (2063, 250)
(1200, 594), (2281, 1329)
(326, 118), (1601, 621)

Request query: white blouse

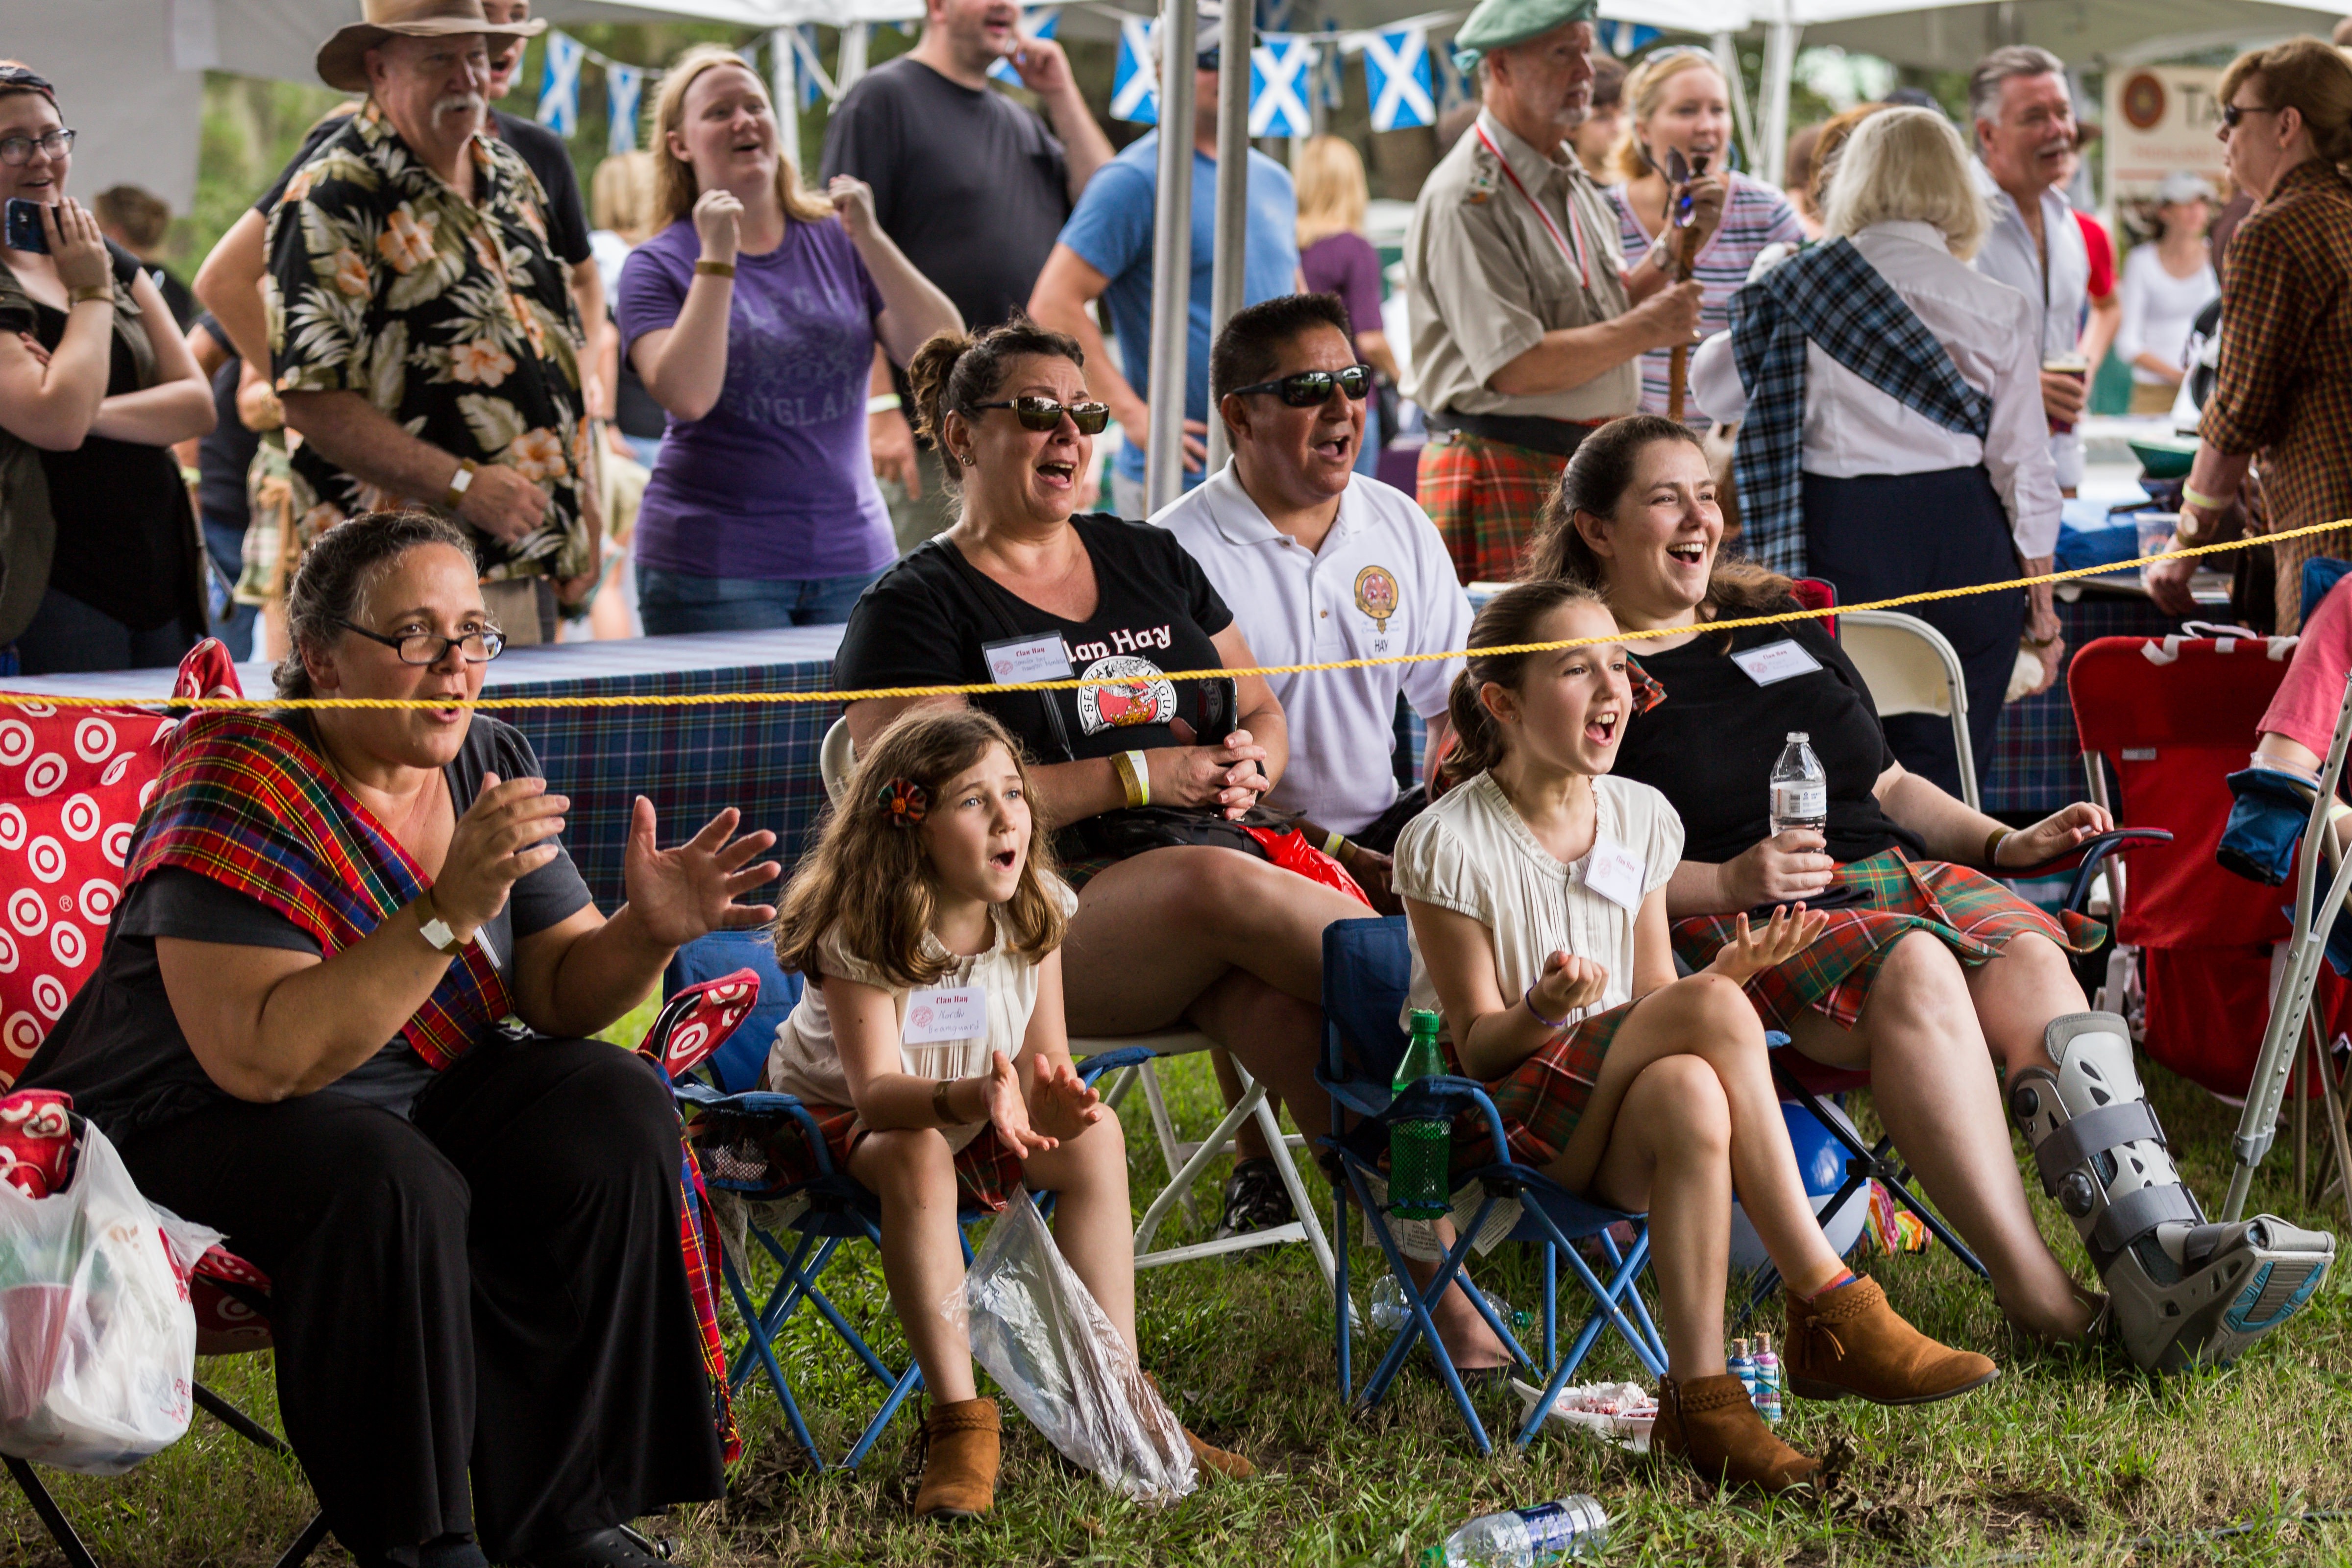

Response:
(764, 877), (1078, 1153)
(2114, 244), (2218, 386)
(1393, 772), (1683, 1044)
(1690, 220), (2063, 560)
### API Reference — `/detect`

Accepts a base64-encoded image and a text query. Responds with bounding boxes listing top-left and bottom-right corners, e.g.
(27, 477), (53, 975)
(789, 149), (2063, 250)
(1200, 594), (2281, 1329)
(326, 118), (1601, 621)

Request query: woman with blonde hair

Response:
(1689, 106), (2060, 797)
(1605, 48), (1803, 424)
(1293, 134), (1398, 474)
(616, 46), (959, 633)
(2149, 36), (2352, 631)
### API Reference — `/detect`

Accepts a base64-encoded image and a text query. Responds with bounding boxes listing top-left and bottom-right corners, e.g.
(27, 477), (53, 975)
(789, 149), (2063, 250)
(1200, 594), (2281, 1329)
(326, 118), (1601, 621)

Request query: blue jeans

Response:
(636, 565), (885, 635)
(203, 513), (257, 661)
(15, 588), (198, 675)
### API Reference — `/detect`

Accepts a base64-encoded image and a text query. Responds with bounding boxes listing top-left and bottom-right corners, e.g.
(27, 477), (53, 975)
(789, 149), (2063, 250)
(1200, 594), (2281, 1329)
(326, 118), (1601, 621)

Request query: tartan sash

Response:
(126, 712), (512, 1066)
(1729, 239), (1995, 576)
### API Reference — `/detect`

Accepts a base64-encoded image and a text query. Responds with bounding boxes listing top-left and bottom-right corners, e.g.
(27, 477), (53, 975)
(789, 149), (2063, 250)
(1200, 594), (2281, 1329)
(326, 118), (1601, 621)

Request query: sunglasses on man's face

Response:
(1229, 365), (1373, 407)
(2219, 101), (2280, 130)
(1197, 47), (1221, 72)
(970, 395), (1112, 434)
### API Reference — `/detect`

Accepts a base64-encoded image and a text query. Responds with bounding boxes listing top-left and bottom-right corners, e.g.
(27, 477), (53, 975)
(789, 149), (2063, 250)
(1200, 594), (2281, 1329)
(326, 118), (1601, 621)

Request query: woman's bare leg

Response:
(1023, 1108), (1137, 1352)
(848, 1129), (978, 1403)
(1582, 1055), (1736, 1379)
(1789, 931), (2094, 1340)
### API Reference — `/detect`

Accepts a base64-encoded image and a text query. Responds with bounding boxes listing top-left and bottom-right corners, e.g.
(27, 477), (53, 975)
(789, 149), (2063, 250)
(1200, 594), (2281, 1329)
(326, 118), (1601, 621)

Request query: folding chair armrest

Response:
(1075, 1045), (1156, 1082)
(2003, 827), (2173, 914)
(673, 1082), (839, 1178)
(1389, 1076), (1512, 1163)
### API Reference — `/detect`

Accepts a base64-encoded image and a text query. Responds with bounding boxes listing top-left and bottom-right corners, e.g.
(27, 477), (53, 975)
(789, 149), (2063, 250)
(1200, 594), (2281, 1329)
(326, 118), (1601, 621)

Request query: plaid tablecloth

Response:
(0, 627), (849, 911)
(1984, 588), (2181, 818)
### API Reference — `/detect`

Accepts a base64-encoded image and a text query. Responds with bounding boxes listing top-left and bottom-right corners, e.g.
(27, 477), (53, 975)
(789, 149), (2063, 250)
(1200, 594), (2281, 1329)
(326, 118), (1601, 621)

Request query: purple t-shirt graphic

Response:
(617, 216), (895, 581)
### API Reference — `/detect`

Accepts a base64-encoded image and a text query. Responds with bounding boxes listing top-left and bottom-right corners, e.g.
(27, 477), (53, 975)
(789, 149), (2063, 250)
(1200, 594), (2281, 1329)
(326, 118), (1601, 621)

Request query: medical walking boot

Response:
(912, 1396), (1000, 1520)
(1652, 1373), (1818, 1494)
(2009, 1012), (2336, 1372)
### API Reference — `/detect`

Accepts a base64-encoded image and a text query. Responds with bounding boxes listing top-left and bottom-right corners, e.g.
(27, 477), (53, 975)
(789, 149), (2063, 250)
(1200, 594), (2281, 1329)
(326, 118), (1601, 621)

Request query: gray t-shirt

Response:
(23, 717), (594, 1142)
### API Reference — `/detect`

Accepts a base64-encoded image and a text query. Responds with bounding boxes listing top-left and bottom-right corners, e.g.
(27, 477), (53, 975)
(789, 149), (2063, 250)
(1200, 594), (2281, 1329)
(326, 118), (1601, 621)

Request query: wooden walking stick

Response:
(1664, 149), (1709, 423)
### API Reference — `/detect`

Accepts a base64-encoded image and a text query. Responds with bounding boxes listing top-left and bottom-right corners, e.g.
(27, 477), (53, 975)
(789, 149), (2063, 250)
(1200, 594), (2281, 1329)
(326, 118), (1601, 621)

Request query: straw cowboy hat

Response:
(316, 0), (546, 93)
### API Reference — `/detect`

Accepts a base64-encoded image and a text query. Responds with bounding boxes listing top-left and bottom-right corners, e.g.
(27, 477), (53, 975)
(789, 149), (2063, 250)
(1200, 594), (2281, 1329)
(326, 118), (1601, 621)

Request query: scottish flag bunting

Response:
(536, 29), (584, 134)
(1111, 16), (1158, 123)
(1363, 27), (1433, 130)
(1250, 35), (1314, 137)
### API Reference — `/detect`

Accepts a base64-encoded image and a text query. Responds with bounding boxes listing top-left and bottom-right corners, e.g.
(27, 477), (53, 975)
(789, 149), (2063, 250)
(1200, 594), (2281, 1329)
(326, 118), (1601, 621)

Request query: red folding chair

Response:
(2068, 629), (2352, 1098)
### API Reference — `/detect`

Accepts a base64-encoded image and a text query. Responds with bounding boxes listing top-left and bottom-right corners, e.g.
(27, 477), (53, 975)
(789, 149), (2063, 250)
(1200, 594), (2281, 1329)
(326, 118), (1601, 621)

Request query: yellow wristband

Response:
(1984, 827), (2011, 870)
(1322, 828), (1349, 858)
(2180, 483), (2229, 514)
(68, 283), (112, 307)
(1110, 750), (1151, 809)
(694, 259), (736, 278)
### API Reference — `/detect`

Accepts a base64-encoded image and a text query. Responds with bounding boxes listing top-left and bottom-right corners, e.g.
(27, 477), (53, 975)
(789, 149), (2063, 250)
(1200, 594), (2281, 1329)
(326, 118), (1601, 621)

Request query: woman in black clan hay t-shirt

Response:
(833, 322), (1369, 1183)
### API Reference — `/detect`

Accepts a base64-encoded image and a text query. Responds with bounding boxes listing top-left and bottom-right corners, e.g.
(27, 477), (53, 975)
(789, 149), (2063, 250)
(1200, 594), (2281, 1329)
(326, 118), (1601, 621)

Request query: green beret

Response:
(1451, 0), (1599, 70)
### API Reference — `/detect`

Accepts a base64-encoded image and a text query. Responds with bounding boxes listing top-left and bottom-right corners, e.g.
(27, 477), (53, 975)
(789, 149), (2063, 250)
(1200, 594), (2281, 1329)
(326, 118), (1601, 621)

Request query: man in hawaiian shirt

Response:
(268, 0), (598, 632)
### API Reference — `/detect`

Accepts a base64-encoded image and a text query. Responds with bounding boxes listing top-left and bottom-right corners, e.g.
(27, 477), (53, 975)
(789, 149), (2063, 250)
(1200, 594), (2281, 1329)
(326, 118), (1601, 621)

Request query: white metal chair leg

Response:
(1134, 1080), (1275, 1254)
(1128, 1067), (1337, 1293)
(1135, 1058), (1200, 1228)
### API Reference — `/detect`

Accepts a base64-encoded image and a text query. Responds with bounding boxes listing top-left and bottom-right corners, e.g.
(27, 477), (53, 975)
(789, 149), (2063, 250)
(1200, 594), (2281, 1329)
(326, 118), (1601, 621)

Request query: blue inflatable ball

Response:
(1729, 1100), (1868, 1272)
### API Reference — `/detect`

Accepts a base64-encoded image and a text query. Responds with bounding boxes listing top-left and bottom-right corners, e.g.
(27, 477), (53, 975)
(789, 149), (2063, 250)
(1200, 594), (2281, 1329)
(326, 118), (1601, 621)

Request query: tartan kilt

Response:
(754, 1100), (1026, 1213)
(1417, 432), (1570, 586)
(1449, 997), (1643, 1174)
(1670, 847), (2106, 1031)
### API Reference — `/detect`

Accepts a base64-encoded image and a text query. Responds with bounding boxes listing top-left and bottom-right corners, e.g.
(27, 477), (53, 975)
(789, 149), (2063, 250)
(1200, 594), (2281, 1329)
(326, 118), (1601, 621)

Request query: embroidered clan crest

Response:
(1354, 565), (1400, 634)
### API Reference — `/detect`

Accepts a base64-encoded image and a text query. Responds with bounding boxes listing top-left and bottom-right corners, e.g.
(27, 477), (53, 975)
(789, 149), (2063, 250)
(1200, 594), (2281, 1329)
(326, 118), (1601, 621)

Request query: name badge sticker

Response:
(904, 985), (989, 1045)
(983, 635), (1074, 686)
(1729, 639), (1824, 686)
(1583, 839), (1647, 913)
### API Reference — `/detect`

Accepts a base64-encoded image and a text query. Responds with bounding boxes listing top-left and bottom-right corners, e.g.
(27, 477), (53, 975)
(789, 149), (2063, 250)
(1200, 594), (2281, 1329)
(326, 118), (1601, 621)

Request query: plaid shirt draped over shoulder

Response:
(1729, 238), (1992, 575)
(2200, 160), (2352, 561)
(264, 100), (593, 584)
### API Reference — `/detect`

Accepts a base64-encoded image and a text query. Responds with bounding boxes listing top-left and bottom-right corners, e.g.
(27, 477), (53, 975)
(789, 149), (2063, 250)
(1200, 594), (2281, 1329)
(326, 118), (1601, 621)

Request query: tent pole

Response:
(1713, 32), (1755, 177)
(1145, 0), (1200, 513)
(1206, 8), (1253, 474)
(1759, 8), (1800, 212)
(836, 23), (869, 96)
(768, 28), (799, 171)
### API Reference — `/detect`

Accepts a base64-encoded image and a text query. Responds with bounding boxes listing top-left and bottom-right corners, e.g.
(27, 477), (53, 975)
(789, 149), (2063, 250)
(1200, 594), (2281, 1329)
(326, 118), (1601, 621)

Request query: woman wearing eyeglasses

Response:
(617, 47), (958, 635)
(0, 62), (214, 673)
(2147, 36), (2352, 634)
(833, 319), (1369, 1255)
(23, 509), (782, 1568)
(1603, 48), (1801, 427)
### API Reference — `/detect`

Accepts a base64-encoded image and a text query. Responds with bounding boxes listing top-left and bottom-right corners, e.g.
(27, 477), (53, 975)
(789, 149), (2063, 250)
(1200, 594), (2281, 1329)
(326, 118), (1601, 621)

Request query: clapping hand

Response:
(1707, 905), (1829, 985)
(827, 176), (881, 242)
(984, 1049), (1057, 1156)
(620, 798), (782, 949)
(1527, 950), (1609, 1029)
(1028, 1057), (1107, 1144)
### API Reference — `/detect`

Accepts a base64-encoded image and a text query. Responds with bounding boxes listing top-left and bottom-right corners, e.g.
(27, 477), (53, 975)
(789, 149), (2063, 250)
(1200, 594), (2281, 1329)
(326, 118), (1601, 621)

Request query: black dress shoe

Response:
(521, 1527), (672, 1568)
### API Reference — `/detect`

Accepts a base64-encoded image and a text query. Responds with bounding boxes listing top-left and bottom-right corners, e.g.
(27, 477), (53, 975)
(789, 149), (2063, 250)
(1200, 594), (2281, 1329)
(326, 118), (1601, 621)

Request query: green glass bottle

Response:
(1388, 1009), (1452, 1221)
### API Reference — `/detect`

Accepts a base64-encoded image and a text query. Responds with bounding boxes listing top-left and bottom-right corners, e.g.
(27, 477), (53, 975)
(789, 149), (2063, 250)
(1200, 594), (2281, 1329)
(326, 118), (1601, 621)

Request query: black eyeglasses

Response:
(335, 618), (507, 665)
(1196, 47), (1221, 72)
(2220, 102), (2280, 130)
(1228, 365), (1373, 407)
(968, 396), (1112, 434)
(0, 129), (73, 167)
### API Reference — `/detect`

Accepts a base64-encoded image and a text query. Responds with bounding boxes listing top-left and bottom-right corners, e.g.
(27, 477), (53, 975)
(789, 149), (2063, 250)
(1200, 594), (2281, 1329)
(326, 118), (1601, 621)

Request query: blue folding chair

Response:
(1315, 917), (1666, 1453)
(662, 931), (1153, 1470)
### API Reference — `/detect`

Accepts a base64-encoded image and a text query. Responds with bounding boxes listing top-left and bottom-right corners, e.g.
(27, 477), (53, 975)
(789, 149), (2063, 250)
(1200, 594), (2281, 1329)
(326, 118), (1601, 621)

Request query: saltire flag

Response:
(606, 63), (643, 153)
(1363, 27), (1433, 130)
(1249, 35), (1314, 137)
(536, 29), (585, 134)
(1111, 16), (1157, 124)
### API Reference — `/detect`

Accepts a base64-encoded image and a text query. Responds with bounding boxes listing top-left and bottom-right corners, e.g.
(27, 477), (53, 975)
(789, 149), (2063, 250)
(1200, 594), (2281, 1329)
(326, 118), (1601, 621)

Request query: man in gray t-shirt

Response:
(822, 0), (1115, 547)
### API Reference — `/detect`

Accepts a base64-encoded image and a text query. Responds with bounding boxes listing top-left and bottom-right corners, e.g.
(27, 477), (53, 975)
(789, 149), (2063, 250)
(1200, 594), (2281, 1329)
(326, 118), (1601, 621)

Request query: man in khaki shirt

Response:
(1407, 0), (1719, 582)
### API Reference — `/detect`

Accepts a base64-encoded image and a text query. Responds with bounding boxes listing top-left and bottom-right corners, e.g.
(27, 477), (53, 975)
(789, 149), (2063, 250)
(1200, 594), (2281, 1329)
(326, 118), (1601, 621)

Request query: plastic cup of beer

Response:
(2044, 352), (2090, 435)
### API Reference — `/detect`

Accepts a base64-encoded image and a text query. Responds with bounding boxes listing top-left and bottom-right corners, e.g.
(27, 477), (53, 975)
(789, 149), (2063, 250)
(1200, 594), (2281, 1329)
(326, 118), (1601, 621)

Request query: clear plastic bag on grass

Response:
(0, 1121), (220, 1474)
(948, 1196), (1197, 1504)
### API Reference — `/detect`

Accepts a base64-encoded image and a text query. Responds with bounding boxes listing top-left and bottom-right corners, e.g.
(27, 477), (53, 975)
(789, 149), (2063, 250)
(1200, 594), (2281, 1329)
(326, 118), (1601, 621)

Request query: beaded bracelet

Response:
(1523, 983), (1571, 1030)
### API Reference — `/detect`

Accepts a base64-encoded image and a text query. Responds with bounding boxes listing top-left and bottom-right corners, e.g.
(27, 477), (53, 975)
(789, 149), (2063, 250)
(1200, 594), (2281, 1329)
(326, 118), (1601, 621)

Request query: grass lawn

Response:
(4, 1010), (2348, 1567)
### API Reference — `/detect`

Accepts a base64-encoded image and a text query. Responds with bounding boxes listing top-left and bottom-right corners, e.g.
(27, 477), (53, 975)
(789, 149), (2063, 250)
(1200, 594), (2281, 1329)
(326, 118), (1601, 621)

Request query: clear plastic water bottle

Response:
(1420, 1496), (1609, 1566)
(1768, 732), (1828, 837)
(1367, 1275), (1411, 1335)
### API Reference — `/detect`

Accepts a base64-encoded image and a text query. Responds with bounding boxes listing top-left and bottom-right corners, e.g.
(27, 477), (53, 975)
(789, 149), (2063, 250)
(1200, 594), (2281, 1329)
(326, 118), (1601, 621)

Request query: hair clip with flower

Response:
(879, 778), (928, 828)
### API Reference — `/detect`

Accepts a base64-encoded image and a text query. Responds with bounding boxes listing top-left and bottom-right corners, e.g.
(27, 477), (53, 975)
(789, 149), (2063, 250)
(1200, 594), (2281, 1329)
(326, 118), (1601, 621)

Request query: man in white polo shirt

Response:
(1157, 293), (1471, 907)
(1155, 292), (1471, 1239)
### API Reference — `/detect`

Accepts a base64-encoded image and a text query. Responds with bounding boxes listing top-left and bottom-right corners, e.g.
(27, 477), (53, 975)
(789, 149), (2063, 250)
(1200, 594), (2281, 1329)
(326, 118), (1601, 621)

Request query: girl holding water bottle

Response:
(1395, 581), (1998, 1494)
(764, 708), (1251, 1520)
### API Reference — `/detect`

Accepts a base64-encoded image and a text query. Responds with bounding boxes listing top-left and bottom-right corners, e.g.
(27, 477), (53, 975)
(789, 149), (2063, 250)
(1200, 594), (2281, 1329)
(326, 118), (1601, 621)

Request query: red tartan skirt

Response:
(1447, 998), (1644, 1175)
(1669, 847), (2106, 1032)
(1417, 431), (1572, 586)
(770, 1101), (1027, 1213)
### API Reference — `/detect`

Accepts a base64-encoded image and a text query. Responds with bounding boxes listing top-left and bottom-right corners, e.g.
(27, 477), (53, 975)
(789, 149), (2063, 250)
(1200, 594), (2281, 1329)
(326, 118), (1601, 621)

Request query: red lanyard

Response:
(1473, 122), (1591, 292)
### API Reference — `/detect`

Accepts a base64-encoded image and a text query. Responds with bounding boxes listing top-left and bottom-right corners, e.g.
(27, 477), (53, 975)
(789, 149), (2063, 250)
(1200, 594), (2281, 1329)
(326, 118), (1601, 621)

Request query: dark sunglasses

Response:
(2220, 102), (2280, 130)
(1228, 365), (1373, 407)
(969, 395), (1112, 434)
(1197, 47), (1221, 71)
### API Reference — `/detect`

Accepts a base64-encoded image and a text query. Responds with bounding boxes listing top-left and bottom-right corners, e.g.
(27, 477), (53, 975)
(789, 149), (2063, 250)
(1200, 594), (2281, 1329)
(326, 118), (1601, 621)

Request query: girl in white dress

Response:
(767, 708), (1248, 1519)
(1397, 581), (1996, 1493)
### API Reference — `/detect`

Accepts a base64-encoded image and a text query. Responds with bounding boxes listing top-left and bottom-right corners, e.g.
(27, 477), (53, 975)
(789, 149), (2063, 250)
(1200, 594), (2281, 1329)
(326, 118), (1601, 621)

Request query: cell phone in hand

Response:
(2, 199), (49, 255)
(1748, 883), (1868, 922)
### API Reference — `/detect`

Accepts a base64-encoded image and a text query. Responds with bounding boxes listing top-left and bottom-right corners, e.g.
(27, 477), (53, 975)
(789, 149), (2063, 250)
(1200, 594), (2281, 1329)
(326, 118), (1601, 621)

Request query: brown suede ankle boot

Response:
(1652, 1373), (1818, 1494)
(1783, 1274), (1998, 1406)
(1146, 1372), (1256, 1479)
(912, 1397), (1000, 1520)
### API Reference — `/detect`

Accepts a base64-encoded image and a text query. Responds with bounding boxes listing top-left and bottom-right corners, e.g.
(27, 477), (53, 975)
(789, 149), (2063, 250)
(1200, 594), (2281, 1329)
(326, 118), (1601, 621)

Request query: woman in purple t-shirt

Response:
(1294, 136), (1398, 477)
(620, 47), (959, 633)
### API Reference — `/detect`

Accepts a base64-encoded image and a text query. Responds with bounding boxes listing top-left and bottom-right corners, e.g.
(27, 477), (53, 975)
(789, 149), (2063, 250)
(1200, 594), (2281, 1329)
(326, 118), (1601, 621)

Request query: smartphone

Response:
(2, 198), (48, 255)
(1749, 883), (1868, 922)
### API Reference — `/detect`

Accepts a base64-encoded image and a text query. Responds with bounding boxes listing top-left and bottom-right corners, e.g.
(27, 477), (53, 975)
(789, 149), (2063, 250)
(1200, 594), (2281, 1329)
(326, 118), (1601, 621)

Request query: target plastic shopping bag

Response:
(0, 1112), (220, 1473)
(949, 1196), (1197, 1503)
